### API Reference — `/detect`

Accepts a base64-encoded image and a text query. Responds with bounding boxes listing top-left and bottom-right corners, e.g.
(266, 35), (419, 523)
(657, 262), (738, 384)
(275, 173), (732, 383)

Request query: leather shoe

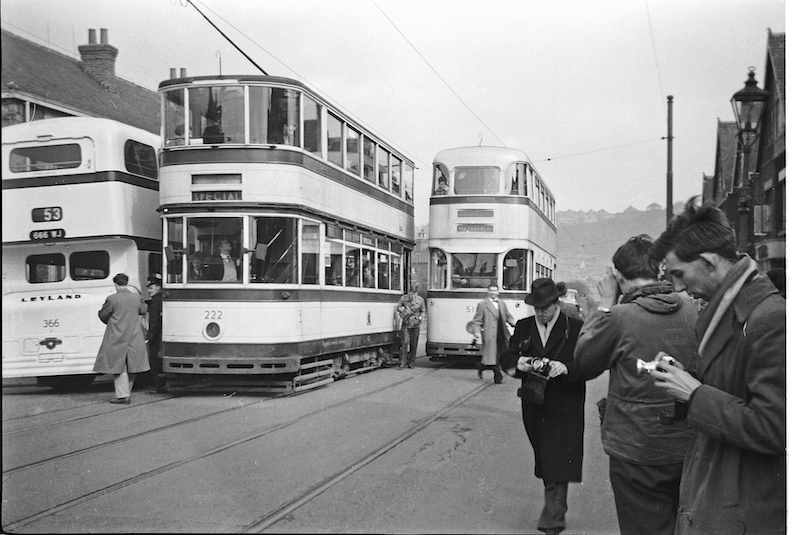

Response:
(494, 378), (503, 384)
(110, 397), (130, 405)
(478, 367), (484, 379)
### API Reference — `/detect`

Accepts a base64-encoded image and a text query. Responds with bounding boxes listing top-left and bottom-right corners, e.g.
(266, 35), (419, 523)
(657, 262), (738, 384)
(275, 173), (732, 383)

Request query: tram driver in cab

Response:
(208, 238), (241, 282)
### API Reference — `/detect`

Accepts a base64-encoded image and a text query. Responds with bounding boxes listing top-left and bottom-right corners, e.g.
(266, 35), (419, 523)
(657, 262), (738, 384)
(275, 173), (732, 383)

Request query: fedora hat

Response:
(525, 278), (560, 307)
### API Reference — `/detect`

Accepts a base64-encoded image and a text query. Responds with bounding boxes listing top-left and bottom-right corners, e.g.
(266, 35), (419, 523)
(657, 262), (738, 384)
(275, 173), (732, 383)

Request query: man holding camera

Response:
(500, 278), (585, 535)
(566, 235), (698, 535)
(649, 198), (785, 535)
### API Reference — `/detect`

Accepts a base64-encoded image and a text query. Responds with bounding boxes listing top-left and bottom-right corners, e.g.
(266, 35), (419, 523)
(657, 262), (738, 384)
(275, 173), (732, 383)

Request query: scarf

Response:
(696, 256), (758, 359)
(619, 281), (673, 304)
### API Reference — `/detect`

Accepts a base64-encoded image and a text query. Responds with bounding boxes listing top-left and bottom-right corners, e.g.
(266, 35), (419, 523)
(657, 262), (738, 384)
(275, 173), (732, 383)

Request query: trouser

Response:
(608, 456), (683, 535)
(113, 369), (135, 399)
(400, 326), (420, 367)
(478, 363), (503, 381)
(538, 481), (568, 532)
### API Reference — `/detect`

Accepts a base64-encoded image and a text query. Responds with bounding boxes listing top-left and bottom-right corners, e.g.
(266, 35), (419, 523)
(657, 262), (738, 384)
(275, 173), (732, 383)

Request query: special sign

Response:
(192, 191), (242, 201)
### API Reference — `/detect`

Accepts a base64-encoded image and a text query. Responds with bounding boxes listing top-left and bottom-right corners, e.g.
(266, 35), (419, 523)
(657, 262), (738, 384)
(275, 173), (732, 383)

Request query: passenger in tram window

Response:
(433, 175), (449, 195)
(93, 273), (150, 404)
(208, 239), (241, 282)
(188, 253), (208, 281)
(467, 284), (516, 384)
(499, 278), (586, 535)
(202, 121), (224, 144)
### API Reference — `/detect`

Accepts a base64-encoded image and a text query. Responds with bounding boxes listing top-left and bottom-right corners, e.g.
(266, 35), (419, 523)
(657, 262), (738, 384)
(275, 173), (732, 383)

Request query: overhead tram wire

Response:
(182, 0), (426, 169)
(645, 0), (668, 121)
(534, 137), (665, 163)
(370, 0), (506, 148)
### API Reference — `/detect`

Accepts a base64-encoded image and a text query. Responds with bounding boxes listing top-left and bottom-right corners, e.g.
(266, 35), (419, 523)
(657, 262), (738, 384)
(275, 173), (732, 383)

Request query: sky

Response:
(1, 0), (788, 225)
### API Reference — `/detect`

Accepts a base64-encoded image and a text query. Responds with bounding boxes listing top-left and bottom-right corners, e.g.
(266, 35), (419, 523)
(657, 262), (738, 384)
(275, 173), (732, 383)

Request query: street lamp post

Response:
(730, 67), (769, 255)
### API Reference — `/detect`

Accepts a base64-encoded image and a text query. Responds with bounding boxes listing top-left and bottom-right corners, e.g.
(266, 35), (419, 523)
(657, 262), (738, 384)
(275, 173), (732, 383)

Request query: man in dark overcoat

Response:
(500, 278), (586, 535)
(145, 275), (166, 393)
(93, 273), (150, 404)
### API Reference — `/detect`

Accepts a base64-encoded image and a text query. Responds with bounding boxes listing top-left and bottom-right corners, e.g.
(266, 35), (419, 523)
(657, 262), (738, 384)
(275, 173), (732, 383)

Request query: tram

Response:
(2, 117), (161, 389)
(426, 146), (557, 359)
(157, 74), (415, 392)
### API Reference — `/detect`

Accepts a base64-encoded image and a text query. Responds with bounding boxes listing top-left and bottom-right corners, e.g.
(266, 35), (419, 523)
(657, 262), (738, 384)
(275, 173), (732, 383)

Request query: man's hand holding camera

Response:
(648, 352), (702, 403)
(516, 356), (568, 379)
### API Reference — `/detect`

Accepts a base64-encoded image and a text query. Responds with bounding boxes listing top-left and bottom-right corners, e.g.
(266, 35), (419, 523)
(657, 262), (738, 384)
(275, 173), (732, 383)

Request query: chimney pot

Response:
(170, 68), (177, 79)
(100, 28), (108, 44)
(88, 29), (97, 44)
(180, 68), (187, 78)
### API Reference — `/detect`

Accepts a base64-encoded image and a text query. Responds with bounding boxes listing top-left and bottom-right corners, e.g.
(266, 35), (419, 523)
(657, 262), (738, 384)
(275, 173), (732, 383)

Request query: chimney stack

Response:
(170, 68), (177, 79)
(180, 68), (187, 78)
(78, 28), (118, 91)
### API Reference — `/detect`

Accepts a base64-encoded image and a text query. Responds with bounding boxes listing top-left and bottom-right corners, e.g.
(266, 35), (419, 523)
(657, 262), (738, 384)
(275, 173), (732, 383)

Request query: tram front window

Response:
(453, 166), (500, 195)
(430, 249), (447, 289)
(187, 86), (244, 145)
(451, 253), (496, 289)
(186, 217), (243, 282)
(250, 87), (300, 146)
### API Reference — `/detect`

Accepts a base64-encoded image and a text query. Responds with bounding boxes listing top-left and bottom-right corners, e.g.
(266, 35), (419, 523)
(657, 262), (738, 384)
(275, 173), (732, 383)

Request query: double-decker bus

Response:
(426, 146), (557, 359)
(157, 74), (415, 392)
(2, 117), (161, 389)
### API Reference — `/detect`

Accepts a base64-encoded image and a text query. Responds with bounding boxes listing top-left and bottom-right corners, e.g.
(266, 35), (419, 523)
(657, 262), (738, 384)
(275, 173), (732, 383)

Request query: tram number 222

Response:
(205, 310), (223, 320)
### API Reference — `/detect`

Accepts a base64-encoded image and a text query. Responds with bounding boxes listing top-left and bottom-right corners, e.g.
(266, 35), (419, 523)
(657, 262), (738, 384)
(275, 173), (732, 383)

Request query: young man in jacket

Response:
(467, 284), (516, 383)
(650, 197), (786, 534)
(569, 235), (698, 535)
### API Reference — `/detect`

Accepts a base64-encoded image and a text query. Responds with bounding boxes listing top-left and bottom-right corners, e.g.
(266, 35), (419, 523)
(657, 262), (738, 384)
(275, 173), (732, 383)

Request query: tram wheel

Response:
(38, 374), (97, 391)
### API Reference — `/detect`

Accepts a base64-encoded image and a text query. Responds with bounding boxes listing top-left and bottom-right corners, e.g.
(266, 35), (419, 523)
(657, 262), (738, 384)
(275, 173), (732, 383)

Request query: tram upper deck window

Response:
(453, 167), (500, 195)
(10, 144), (81, 173)
(363, 136), (376, 183)
(250, 87), (299, 146)
(124, 140), (157, 179)
(187, 86), (244, 145)
(26, 254), (66, 284)
(165, 89), (187, 147)
(451, 252), (496, 289)
(346, 126), (361, 176)
(303, 94), (322, 157)
(390, 155), (401, 195)
(505, 163), (528, 196)
(251, 217), (297, 284)
(378, 147), (390, 190)
(70, 251), (110, 281)
(327, 113), (344, 167)
(187, 217), (243, 282)
(432, 165), (450, 196)
(403, 161), (414, 201)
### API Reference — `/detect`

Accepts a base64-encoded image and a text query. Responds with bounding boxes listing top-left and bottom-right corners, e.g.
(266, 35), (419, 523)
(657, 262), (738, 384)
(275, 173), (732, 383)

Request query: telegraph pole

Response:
(666, 95), (674, 224)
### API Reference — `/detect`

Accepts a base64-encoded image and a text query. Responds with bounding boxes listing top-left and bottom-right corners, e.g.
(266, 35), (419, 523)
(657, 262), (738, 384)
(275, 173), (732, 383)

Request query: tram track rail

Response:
(2, 363), (458, 532)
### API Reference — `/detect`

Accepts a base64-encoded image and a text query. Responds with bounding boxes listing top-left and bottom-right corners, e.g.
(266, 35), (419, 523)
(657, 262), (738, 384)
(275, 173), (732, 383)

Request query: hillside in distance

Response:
(556, 204), (680, 306)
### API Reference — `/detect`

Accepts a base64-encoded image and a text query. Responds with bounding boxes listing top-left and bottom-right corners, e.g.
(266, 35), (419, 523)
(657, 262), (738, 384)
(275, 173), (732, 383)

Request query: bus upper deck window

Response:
(124, 140), (157, 179)
(10, 144), (82, 173)
(26, 254), (66, 283)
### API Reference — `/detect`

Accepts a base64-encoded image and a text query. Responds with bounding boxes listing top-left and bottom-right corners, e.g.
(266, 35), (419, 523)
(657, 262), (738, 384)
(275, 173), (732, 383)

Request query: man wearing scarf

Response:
(566, 235), (698, 535)
(650, 197), (786, 534)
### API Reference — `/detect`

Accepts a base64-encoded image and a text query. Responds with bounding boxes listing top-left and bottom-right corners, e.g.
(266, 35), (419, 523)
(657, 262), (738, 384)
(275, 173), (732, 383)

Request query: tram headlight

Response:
(204, 322), (222, 340)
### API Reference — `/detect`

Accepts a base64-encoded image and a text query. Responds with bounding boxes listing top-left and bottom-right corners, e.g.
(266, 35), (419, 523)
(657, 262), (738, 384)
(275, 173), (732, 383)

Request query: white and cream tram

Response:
(157, 74), (415, 392)
(426, 146), (557, 359)
(2, 117), (161, 389)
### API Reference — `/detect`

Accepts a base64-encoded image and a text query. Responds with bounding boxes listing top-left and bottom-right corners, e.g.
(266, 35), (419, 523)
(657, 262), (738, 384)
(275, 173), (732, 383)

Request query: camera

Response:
(530, 357), (551, 376)
(636, 354), (676, 375)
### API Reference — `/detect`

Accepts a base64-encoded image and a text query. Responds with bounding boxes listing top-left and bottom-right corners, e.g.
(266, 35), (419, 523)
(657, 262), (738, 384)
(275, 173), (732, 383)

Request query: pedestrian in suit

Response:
(467, 284), (516, 383)
(144, 275), (167, 393)
(500, 278), (586, 535)
(396, 282), (425, 368)
(93, 273), (150, 404)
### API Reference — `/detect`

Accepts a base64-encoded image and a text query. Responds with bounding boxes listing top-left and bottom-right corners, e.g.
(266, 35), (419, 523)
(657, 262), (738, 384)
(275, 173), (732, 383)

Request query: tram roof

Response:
(158, 74), (414, 165)
(433, 146), (534, 168)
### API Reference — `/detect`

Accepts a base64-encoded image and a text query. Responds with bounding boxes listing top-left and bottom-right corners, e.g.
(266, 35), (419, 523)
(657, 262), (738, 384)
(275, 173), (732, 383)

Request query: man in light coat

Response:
(468, 284), (516, 383)
(93, 273), (150, 404)
(650, 197), (785, 534)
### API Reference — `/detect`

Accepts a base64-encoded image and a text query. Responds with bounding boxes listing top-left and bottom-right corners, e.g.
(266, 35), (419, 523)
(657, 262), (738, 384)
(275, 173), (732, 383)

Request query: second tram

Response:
(157, 74), (415, 392)
(2, 117), (161, 389)
(426, 146), (557, 359)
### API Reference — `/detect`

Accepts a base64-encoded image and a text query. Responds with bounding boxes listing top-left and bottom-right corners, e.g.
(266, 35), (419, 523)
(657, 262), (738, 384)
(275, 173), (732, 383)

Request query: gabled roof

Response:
(1, 29), (159, 134)
(766, 29), (785, 108)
